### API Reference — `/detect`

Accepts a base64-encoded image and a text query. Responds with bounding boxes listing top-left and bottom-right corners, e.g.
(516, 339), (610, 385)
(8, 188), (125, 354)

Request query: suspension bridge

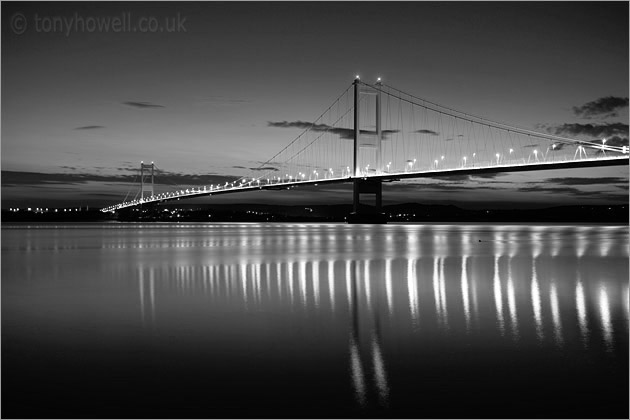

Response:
(102, 77), (629, 221)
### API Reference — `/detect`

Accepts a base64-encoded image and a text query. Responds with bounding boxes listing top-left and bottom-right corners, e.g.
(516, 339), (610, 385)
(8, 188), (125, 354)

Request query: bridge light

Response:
(355, 75), (360, 80)
(377, 77), (381, 82)
(602, 138), (607, 145)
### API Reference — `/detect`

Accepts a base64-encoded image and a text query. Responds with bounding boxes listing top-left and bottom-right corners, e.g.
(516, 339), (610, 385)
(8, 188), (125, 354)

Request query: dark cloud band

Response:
(548, 122), (628, 140)
(573, 96), (629, 119)
(268, 120), (398, 140)
(122, 101), (165, 109)
(74, 125), (105, 130)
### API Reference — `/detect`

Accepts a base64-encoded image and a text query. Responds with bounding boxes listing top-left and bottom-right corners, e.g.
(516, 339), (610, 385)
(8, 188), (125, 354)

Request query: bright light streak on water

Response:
(276, 262), (282, 300)
(349, 336), (366, 407)
(371, 335), (389, 405)
(253, 263), (261, 304)
(345, 260), (352, 310)
(461, 256), (471, 331)
(626, 285), (630, 323)
(531, 258), (543, 341)
(241, 263), (248, 307)
(327, 260), (335, 313)
(549, 283), (563, 348)
(385, 259), (393, 316)
(265, 264), (271, 299)
(288, 261), (294, 307)
(576, 278), (588, 347)
(494, 256), (505, 336)
(507, 258), (519, 341)
(439, 257), (448, 326)
(551, 231), (561, 257)
(577, 232), (587, 258)
(432, 257), (440, 324)
(408, 258), (419, 326)
(299, 261), (307, 308)
(599, 284), (613, 351)
(599, 237), (611, 257)
(364, 260), (372, 313)
(313, 261), (320, 309)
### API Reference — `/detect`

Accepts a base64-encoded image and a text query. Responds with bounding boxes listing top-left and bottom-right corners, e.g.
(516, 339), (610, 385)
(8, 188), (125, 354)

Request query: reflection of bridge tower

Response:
(348, 260), (390, 408)
(140, 161), (155, 200)
(350, 78), (385, 222)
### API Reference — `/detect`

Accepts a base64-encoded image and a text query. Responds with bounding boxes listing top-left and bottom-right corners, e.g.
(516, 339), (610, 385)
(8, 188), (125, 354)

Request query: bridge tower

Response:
(140, 161), (155, 200)
(350, 77), (386, 223)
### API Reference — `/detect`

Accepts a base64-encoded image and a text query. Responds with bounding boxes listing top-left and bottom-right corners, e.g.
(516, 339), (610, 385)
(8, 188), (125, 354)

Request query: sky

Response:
(2, 1), (628, 209)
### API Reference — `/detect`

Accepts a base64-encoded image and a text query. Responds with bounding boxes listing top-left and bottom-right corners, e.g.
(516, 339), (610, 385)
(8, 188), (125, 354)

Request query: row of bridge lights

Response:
(103, 138), (624, 212)
(104, 167), (354, 211)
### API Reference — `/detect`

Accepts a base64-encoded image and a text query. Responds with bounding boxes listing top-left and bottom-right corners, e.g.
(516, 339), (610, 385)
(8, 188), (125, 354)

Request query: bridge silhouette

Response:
(102, 77), (629, 220)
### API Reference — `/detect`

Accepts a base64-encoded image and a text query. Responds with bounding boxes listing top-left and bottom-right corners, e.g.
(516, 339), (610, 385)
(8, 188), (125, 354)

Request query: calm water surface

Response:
(2, 223), (628, 418)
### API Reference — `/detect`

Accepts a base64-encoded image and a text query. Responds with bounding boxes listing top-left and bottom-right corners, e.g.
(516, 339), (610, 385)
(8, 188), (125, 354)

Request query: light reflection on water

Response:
(2, 223), (628, 417)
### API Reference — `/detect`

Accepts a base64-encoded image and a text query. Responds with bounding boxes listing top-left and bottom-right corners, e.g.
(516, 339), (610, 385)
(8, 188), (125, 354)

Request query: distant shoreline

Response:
(2, 203), (627, 224)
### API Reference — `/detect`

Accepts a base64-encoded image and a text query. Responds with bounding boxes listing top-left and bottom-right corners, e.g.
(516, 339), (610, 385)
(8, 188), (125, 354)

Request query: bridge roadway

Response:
(102, 155), (629, 212)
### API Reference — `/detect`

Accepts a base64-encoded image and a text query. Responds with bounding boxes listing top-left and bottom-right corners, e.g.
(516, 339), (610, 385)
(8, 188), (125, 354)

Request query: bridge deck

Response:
(102, 155), (628, 212)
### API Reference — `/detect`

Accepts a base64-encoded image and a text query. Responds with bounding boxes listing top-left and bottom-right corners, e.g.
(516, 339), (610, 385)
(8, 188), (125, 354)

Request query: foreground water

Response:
(2, 223), (628, 418)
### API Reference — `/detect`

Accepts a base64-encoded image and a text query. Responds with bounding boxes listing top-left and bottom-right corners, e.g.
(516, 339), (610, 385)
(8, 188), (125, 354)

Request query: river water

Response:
(2, 223), (628, 418)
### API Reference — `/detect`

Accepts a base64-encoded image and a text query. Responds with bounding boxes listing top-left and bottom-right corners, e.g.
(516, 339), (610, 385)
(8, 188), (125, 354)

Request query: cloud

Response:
(1, 170), (239, 187)
(573, 96), (629, 119)
(122, 101), (165, 109)
(547, 122), (628, 139)
(425, 172), (505, 183)
(415, 129), (439, 135)
(388, 180), (501, 193)
(545, 177), (628, 186)
(74, 125), (105, 130)
(267, 120), (399, 140)
(250, 166), (279, 172)
(517, 185), (595, 196)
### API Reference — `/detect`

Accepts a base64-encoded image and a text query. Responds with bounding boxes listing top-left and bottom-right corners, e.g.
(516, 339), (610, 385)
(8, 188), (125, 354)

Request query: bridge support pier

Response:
(348, 179), (387, 224)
